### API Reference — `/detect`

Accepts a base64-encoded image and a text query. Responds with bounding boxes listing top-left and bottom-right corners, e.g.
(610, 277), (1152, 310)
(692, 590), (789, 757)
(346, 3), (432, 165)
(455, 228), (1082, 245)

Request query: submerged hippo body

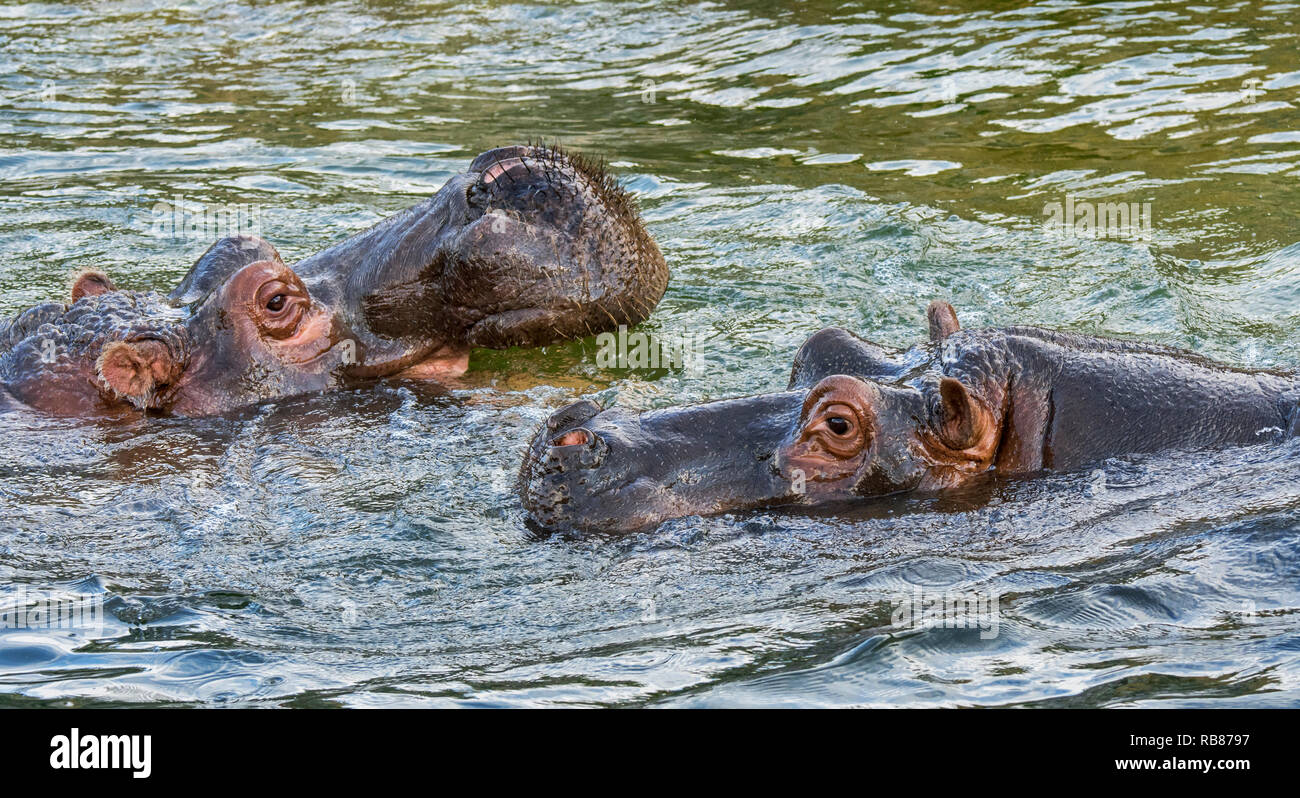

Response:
(522, 302), (1300, 532)
(0, 146), (667, 416)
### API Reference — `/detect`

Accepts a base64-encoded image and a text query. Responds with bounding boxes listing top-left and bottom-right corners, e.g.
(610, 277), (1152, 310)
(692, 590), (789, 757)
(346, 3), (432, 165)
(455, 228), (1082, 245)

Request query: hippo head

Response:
(0, 255), (352, 416)
(173, 144), (668, 380)
(520, 308), (1000, 533)
(165, 248), (353, 414)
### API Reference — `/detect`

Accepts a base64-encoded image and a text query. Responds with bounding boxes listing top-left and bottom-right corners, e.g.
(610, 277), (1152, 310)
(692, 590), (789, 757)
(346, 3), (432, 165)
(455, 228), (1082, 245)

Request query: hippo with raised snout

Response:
(0, 145), (667, 416)
(521, 301), (1300, 533)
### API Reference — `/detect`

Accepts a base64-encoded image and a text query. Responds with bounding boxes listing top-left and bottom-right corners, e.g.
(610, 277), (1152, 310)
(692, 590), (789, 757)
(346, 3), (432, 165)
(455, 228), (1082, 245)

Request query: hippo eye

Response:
(827, 416), (851, 436)
(266, 294), (286, 313)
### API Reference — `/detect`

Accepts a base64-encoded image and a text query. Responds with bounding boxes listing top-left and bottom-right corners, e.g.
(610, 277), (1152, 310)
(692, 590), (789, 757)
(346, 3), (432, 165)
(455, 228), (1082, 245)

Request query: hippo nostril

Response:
(480, 157), (530, 187)
(551, 429), (591, 448)
(533, 412), (608, 470)
(467, 146), (535, 173)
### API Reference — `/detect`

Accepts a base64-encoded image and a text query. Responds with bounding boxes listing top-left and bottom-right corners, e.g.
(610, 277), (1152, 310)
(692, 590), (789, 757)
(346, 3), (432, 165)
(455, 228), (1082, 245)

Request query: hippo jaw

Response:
(289, 144), (668, 380)
(520, 392), (810, 534)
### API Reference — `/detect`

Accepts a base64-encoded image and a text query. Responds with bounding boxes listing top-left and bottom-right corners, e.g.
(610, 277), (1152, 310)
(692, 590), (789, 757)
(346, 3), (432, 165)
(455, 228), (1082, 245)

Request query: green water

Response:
(2, 0), (1299, 707)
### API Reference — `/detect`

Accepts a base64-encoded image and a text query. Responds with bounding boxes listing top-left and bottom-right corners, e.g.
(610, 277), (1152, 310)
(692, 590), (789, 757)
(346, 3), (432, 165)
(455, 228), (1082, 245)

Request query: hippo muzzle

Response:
(293, 144), (668, 377)
(520, 392), (806, 533)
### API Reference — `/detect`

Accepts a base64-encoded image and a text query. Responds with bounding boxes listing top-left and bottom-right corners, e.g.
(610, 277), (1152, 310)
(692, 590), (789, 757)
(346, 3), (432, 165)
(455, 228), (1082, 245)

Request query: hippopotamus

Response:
(522, 301), (1300, 532)
(0, 145), (667, 416)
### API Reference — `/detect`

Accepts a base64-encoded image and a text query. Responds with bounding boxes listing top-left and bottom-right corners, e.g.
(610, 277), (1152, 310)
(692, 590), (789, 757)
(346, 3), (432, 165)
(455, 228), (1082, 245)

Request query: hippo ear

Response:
(928, 300), (960, 343)
(96, 340), (178, 409)
(934, 376), (992, 451)
(70, 270), (117, 303)
(168, 236), (283, 306)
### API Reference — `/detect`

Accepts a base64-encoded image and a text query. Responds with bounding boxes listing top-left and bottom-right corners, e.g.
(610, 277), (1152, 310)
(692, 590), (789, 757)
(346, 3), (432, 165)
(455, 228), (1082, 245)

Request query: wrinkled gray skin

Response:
(0, 145), (667, 416)
(522, 303), (1300, 533)
(218, 145), (665, 364)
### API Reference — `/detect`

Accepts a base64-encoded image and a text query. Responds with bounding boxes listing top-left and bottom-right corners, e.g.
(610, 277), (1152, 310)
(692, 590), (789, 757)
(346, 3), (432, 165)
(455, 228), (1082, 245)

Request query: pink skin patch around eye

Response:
(482, 157), (527, 185)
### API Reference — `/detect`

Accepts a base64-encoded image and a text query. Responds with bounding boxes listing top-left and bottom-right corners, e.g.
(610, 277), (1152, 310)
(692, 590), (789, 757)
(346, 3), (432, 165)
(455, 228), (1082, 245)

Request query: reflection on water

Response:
(2, 0), (1300, 706)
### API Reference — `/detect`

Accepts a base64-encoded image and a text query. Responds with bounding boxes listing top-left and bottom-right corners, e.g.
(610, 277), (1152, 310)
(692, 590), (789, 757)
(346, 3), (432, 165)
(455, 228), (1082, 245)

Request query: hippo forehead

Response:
(167, 235), (282, 308)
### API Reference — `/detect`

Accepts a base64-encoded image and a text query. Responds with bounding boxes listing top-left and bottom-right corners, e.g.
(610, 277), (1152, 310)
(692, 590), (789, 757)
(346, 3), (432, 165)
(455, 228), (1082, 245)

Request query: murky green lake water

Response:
(2, 0), (1300, 706)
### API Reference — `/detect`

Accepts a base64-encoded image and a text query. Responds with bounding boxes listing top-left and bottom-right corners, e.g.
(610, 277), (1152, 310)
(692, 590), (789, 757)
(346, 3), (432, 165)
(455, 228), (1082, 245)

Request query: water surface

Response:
(2, 0), (1300, 707)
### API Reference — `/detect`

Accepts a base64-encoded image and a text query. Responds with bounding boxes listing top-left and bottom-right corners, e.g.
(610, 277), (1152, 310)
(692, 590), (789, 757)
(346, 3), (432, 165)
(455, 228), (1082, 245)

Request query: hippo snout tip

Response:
(519, 400), (616, 531)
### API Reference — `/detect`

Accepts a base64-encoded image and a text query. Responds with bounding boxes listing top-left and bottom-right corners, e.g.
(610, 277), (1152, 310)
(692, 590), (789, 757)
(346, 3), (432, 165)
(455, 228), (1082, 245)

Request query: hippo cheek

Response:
(274, 308), (353, 372)
(162, 323), (346, 417)
(771, 440), (869, 497)
(519, 392), (807, 534)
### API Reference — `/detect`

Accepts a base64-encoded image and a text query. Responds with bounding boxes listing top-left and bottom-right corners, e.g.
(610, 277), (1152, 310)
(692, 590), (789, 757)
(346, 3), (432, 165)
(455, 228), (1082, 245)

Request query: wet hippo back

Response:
(986, 327), (1300, 472)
